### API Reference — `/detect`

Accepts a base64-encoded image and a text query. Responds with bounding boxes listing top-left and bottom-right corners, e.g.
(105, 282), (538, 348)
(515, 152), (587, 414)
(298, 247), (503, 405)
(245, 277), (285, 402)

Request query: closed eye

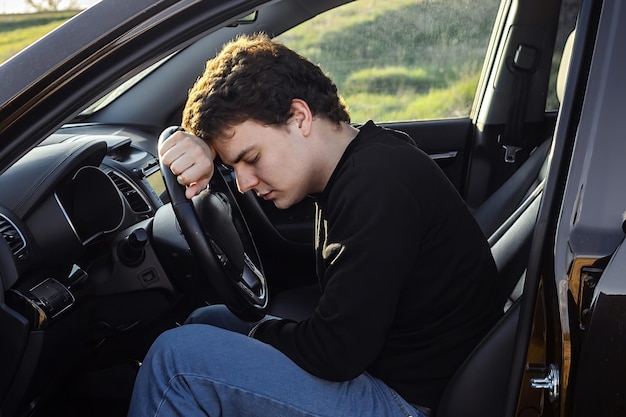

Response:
(246, 154), (260, 165)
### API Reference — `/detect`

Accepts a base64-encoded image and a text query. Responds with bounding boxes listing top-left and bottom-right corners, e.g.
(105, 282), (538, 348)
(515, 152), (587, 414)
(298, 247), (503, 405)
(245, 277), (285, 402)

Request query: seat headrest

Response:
(556, 30), (576, 103)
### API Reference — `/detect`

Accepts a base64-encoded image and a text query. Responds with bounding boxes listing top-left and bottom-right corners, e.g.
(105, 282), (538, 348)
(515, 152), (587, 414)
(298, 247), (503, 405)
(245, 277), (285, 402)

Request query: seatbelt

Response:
(500, 44), (537, 163)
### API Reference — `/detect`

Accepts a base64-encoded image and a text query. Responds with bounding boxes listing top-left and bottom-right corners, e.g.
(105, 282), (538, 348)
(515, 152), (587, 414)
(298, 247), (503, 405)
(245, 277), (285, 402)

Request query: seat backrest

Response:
(473, 139), (550, 240)
(436, 300), (520, 417)
(436, 176), (542, 417)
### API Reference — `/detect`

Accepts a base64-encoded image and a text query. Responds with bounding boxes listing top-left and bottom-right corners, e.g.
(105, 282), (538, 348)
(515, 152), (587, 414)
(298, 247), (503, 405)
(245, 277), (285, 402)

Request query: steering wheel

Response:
(158, 126), (269, 322)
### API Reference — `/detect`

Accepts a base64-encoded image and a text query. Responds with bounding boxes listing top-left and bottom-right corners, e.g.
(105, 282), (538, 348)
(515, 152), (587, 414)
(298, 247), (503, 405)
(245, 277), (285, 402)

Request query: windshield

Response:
(79, 54), (173, 115)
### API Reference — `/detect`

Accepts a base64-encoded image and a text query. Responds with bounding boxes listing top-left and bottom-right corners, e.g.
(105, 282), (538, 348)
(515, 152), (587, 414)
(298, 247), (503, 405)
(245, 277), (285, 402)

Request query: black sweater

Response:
(253, 121), (503, 409)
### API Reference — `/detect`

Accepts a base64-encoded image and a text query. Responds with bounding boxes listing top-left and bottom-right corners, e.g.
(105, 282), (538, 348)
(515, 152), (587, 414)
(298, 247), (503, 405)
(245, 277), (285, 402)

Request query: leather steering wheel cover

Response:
(158, 126), (268, 321)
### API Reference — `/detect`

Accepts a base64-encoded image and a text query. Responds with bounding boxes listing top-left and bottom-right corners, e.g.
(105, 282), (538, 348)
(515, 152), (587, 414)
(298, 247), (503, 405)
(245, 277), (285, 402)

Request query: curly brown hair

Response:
(182, 33), (350, 142)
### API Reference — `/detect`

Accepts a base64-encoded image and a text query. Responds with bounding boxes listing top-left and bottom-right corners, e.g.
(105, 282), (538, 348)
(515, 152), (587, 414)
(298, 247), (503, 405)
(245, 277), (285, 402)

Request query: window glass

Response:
(276, 0), (500, 123)
(546, 0), (581, 110)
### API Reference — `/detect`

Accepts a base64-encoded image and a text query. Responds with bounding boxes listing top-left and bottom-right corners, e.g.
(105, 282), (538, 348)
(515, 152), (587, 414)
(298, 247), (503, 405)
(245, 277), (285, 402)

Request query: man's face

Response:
(213, 119), (321, 209)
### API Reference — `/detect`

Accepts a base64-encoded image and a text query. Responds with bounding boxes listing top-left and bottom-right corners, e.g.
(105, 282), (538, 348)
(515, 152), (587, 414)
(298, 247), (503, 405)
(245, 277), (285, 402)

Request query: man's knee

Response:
(146, 324), (209, 364)
(185, 304), (229, 325)
(185, 305), (256, 334)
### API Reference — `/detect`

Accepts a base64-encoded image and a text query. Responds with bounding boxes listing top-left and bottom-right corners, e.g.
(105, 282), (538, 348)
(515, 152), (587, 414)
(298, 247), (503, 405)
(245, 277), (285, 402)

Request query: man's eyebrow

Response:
(230, 146), (255, 165)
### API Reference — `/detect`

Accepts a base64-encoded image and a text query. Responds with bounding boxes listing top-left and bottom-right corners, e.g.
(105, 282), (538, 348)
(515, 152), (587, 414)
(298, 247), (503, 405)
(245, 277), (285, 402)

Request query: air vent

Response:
(107, 171), (151, 213)
(0, 214), (26, 257)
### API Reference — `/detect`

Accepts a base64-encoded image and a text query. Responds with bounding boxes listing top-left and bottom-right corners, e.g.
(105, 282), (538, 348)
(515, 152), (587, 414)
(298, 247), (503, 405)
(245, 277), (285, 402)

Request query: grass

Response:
(0, 11), (78, 63)
(276, 0), (499, 122)
(345, 72), (481, 121)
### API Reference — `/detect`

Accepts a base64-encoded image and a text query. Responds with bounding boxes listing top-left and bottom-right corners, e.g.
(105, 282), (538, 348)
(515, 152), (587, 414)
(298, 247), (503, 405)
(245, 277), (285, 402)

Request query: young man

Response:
(127, 33), (504, 417)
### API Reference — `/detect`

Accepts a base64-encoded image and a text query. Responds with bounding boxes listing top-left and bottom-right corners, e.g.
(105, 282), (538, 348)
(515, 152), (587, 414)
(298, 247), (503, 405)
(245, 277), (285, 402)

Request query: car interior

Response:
(0, 0), (583, 416)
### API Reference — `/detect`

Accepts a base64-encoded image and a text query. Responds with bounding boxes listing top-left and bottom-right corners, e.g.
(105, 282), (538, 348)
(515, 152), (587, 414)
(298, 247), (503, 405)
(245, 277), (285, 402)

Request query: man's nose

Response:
(235, 168), (259, 193)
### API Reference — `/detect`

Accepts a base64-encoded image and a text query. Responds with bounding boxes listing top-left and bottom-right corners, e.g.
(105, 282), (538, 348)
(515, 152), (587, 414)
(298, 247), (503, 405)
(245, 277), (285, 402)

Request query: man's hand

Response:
(158, 131), (215, 199)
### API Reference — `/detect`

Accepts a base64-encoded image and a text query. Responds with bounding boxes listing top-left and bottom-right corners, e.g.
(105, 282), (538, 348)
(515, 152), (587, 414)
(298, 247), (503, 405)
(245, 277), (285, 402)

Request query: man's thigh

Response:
(129, 323), (424, 417)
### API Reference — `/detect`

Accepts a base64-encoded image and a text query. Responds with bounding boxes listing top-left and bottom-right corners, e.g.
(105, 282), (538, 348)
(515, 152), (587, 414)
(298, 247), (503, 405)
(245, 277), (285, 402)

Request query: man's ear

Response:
(291, 99), (313, 136)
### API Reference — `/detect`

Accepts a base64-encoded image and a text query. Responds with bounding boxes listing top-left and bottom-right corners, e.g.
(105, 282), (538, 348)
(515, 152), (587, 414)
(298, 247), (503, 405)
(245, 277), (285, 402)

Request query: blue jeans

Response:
(127, 305), (427, 417)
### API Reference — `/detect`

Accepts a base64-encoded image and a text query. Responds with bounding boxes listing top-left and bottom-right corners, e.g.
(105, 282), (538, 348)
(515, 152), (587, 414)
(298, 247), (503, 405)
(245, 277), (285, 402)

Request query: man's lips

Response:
(257, 191), (273, 200)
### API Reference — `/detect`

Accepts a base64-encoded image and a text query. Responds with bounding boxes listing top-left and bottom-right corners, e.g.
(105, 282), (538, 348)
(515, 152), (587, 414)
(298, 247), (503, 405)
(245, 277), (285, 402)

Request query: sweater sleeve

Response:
(251, 141), (432, 381)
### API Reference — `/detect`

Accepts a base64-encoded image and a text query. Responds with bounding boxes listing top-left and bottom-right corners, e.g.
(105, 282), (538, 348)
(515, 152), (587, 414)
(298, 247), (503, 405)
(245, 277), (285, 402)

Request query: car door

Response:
(514, 0), (626, 414)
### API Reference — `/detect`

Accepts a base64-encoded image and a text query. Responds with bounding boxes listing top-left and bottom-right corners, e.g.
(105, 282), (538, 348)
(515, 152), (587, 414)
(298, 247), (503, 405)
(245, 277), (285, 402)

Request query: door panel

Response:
(384, 118), (473, 192)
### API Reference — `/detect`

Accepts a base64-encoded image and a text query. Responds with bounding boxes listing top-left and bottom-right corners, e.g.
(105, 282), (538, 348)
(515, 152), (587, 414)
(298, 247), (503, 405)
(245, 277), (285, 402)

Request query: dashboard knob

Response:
(117, 227), (148, 266)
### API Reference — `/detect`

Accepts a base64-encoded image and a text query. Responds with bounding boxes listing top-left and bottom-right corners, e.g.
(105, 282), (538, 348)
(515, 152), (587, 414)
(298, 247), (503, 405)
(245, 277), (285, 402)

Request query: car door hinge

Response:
(530, 363), (559, 403)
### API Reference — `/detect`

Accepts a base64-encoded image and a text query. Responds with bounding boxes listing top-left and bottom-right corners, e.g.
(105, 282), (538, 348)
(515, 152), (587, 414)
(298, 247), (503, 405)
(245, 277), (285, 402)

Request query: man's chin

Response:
(269, 193), (307, 209)
(271, 197), (296, 210)
(272, 200), (288, 209)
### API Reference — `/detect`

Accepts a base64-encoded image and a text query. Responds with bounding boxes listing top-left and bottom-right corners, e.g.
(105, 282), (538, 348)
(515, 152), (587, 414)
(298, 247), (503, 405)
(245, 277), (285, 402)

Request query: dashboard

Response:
(0, 121), (283, 417)
(0, 123), (209, 416)
(0, 123), (188, 337)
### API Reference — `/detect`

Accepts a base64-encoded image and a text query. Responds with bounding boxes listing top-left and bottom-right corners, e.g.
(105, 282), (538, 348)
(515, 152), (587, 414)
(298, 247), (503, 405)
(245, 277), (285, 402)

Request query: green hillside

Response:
(0, 11), (78, 63)
(277, 0), (498, 121)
